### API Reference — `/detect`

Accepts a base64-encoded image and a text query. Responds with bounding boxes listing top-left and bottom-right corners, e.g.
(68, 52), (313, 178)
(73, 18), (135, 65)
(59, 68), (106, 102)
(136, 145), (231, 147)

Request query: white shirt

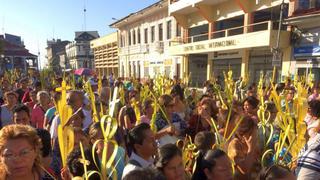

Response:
(50, 115), (60, 139)
(122, 152), (154, 179)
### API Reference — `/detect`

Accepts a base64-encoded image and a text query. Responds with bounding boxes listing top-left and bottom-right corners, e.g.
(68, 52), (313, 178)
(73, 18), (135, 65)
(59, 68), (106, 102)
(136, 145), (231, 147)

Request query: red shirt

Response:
(31, 104), (47, 129)
(25, 101), (36, 113)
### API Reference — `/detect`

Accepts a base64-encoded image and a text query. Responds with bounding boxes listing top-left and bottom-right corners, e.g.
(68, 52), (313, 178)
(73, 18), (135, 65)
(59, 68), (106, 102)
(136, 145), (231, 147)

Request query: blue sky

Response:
(0, 0), (158, 68)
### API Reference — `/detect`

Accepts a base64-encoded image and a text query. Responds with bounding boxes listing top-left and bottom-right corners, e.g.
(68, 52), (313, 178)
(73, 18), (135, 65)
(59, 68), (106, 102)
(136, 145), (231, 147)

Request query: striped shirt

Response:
(296, 133), (320, 180)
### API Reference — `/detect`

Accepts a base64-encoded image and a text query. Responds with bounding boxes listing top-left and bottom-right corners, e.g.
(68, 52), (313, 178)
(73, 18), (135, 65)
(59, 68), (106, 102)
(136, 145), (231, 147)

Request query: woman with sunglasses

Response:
(187, 96), (218, 139)
(0, 124), (43, 180)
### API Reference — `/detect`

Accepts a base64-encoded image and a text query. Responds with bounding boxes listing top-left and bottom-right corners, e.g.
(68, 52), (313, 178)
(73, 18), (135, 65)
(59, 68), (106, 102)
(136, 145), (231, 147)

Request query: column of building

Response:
(171, 19), (178, 79)
(134, 26), (141, 78)
(240, 12), (253, 78)
(181, 25), (189, 80)
(206, 21), (214, 80)
(125, 30), (131, 78)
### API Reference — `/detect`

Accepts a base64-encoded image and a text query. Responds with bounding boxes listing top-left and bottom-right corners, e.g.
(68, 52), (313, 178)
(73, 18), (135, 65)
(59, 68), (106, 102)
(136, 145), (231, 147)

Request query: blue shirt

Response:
(107, 146), (126, 179)
(45, 107), (56, 125)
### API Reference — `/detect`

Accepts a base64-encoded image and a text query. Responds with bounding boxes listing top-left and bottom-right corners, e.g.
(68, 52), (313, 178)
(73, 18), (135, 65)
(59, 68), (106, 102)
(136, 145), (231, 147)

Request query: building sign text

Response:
(184, 40), (237, 52)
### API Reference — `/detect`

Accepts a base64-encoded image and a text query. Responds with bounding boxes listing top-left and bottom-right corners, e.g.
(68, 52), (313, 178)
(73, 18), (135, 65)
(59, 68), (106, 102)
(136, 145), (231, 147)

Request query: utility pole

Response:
(37, 40), (41, 70)
(38, 51), (41, 70)
(83, 0), (87, 31)
(83, 0), (88, 68)
(272, 0), (285, 73)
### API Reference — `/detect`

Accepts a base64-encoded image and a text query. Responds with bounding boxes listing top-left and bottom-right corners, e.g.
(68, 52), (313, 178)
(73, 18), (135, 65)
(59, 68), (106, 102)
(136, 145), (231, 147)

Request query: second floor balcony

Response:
(169, 20), (290, 55)
(119, 44), (149, 55)
(169, 0), (229, 15)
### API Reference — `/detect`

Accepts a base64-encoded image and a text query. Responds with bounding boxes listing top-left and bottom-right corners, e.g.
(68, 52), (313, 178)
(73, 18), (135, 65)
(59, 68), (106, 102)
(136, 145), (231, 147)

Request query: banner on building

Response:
(294, 46), (320, 58)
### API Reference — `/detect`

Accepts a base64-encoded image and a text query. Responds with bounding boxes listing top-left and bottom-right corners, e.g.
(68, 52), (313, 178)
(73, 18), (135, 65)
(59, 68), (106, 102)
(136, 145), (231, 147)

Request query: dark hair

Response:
(170, 85), (184, 101)
(158, 94), (174, 108)
(198, 97), (218, 120)
(276, 83), (285, 94)
(88, 122), (102, 142)
(67, 148), (99, 179)
(124, 90), (137, 104)
(192, 149), (227, 180)
(36, 129), (52, 157)
(194, 131), (215, 152)
(19, 77), (28, 83)
(102, 78), (108, 84)
(4, 91), (18, 99)
(156, 144), (182, 171)
(142, 99), (153, 115)
(236, 115), (256, 136)
(266, 102), (277, 113)
(52, 92), (61, 103)
(309, 100), (320, 118)
(248, 86), (254, 91)
(243, 96), (259, 109)
(199, 94), (212, 102)
(128, 123), (151, 153)
(34, 81), (42, 88)
(258, 164), (292, 180)
(123, 168), (166, 180)
(13, 104), (30, 117)
(76, 82), (83, 89)
(285, 86), (295, 92)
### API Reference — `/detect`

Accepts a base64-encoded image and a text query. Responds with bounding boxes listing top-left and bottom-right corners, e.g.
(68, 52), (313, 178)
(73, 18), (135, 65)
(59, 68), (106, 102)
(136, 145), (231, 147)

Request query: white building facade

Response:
(66, 31), (99, 69)
(111, 0), (184, 79)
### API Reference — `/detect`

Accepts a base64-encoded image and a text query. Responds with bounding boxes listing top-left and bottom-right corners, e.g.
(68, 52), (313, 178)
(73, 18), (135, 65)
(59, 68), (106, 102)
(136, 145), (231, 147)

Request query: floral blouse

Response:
(155, 112), (187, 132)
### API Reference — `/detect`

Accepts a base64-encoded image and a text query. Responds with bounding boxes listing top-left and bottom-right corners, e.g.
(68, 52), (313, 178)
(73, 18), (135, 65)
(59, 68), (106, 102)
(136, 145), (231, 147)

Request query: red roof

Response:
(4, 50), (36, 57)
(1, 39), (37, 57)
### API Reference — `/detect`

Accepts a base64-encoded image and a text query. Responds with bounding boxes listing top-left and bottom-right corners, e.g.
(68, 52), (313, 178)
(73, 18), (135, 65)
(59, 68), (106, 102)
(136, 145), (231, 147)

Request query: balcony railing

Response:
(171, 21), (284, 45)
(119, 44), (149, 55)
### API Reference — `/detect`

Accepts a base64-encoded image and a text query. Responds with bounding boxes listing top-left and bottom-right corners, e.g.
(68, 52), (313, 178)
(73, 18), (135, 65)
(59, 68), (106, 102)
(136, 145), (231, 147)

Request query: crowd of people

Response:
(0, 70), (319, 180)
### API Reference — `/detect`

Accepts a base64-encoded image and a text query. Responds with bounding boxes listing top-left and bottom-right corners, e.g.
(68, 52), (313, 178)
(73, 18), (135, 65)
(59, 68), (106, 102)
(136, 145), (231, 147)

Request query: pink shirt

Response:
(31, 105), (46, 129)
(308, 94), (319, 102)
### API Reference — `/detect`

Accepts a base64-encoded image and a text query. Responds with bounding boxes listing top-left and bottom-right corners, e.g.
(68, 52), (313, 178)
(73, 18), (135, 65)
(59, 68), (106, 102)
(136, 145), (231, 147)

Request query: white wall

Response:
(118, 8), (183, 78)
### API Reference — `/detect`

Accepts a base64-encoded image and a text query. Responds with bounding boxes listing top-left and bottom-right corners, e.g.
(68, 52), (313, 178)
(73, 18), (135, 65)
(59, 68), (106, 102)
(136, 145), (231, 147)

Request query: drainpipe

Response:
(272, 0), (285, 80)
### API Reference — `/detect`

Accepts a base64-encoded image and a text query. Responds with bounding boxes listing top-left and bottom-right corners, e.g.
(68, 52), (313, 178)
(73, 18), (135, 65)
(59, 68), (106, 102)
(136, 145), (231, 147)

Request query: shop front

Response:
(212, 51), (242, 82)
(189, 54), (207, 87)
(294, 45), (320, 84)
(248, 50), (274, 84)
(169, 21), (291, 85)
